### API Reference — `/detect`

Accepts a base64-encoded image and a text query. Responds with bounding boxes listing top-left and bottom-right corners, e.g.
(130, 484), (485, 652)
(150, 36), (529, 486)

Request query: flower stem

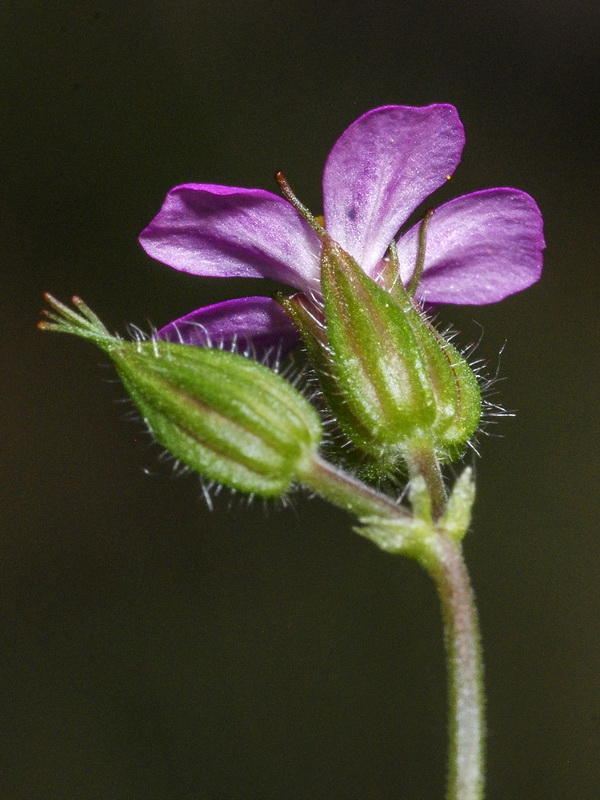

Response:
(299, 452), (485, 800)
(427, 533), (485, 800)
(407, 444), (448, 520)
(298, 454), (410, 521)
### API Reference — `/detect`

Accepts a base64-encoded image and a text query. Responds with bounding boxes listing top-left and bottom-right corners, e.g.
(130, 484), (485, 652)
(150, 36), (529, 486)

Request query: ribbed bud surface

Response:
(112, 342), (322, 495)
(302, 240), (481, 466)
(40, 295), (322, 496)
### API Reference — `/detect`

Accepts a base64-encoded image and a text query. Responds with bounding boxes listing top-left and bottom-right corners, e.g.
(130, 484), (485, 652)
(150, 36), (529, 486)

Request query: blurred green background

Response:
(3, 1), (599, 798)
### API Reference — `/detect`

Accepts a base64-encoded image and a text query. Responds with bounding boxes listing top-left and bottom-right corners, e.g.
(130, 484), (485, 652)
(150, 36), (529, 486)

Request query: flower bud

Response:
(276, 290), (393, 474)
(39, 295), (322, 496)
(283, 239), (481, 469)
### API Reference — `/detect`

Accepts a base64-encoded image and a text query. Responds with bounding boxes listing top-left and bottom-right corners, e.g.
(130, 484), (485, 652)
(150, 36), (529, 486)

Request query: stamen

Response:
(407, 209), (434, 297)
(275, 171), (327, 238)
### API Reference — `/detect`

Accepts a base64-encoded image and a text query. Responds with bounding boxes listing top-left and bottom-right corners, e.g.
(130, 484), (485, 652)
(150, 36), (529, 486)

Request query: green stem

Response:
(407, 444), (448, 521)
(426, 533), (485, 800)
(298, 454), (410, 521)
(409, 443), (484, 798)
(300, 452), (485, 799)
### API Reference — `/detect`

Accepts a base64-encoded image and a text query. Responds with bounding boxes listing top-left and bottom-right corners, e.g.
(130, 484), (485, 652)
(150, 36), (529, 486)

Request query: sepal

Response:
(319, 240), (482, 466)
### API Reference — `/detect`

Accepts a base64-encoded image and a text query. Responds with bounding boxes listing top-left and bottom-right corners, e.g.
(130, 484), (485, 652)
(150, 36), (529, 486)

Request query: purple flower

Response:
(140, 105), (544, 353)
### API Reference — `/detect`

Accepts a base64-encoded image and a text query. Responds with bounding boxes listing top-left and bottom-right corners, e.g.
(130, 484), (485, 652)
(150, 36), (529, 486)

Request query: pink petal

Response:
(323, 105), (465, 276)
(156, 296), (300, 358)
(140, 184), (322, 292)
(396, 188), (545, 305)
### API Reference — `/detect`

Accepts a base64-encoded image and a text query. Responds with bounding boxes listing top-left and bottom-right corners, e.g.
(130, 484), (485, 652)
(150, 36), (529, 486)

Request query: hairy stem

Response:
(407, 445), (448, 521)
(427, 533), (485, 800)
(298, 454), (410, 521)
(300, 452), (484, 799)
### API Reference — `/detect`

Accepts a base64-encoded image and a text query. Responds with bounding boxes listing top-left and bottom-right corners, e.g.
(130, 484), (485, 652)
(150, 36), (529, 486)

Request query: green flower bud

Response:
(277, 291), (397, 477)
(39, 295), (322, 497)
(321, 239), (481, 463)
(282, 239), (481, 470)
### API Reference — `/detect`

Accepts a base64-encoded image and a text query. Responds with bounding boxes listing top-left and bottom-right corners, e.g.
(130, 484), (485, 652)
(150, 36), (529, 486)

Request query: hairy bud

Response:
(280, 238), (481, 470)
(39, 295), (322, 497)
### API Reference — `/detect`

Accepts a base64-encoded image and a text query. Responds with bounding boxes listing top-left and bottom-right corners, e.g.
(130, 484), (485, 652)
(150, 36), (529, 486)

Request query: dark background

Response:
(3, 1), (599, 798)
